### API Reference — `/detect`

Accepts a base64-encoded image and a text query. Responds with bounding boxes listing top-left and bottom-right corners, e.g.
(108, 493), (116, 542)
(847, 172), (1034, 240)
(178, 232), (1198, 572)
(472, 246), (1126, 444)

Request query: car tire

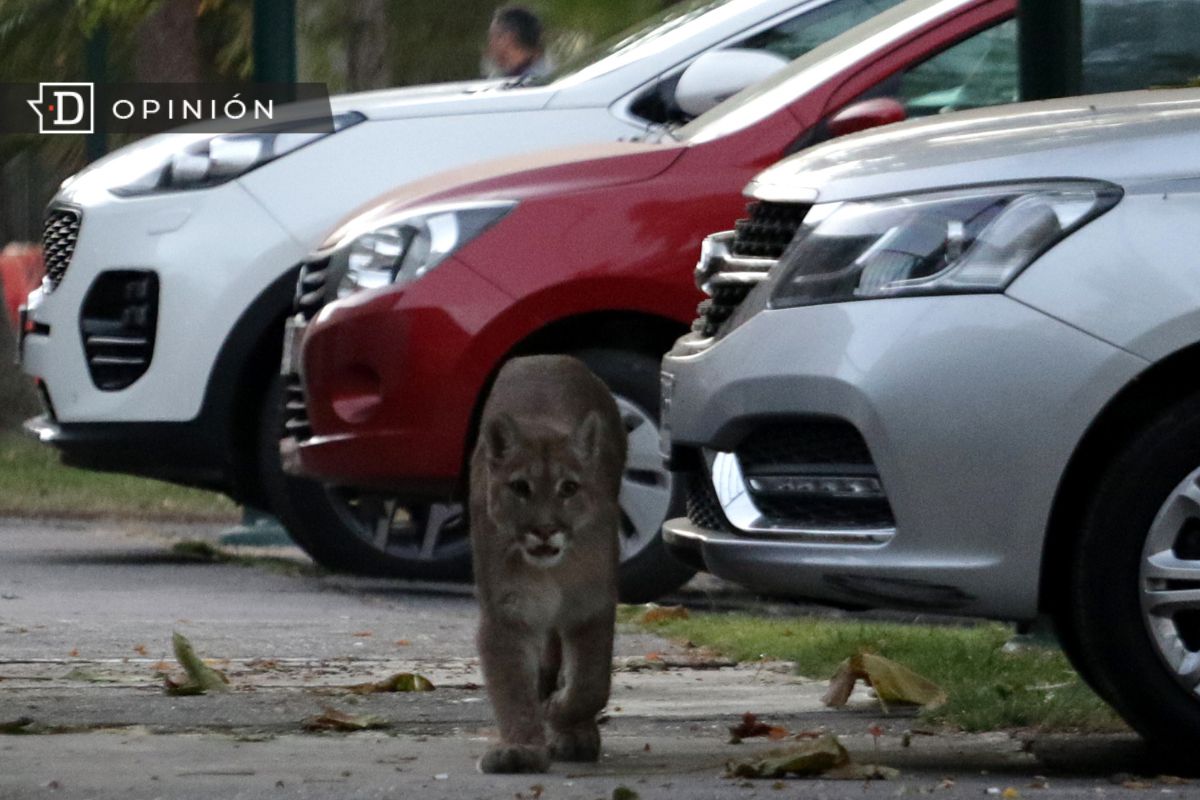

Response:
(257, 376), (473, 581)
(1059, 393), (1200, 755)
(570, 347), (697, 603)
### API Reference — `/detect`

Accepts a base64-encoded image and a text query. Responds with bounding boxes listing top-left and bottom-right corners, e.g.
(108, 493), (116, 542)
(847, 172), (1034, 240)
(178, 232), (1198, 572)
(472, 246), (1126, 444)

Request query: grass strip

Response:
(627, 610), (1125, 733)
(0, 432), (237, 522)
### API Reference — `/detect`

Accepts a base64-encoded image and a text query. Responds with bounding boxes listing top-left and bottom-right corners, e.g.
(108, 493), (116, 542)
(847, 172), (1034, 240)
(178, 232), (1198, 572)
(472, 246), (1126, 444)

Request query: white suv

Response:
(19, 0), (902, 581)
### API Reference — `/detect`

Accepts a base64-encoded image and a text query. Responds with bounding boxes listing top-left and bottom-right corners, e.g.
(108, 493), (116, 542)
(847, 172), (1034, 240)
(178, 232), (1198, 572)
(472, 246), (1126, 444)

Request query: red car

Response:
(283, 0), (1017, 600)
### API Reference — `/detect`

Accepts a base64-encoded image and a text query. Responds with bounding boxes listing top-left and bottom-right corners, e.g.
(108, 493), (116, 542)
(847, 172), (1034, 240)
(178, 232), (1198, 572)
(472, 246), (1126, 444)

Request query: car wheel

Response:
(570, 347), (696, 603)
(258, 376), (473, 580)
(1060, 394), (1200, 754)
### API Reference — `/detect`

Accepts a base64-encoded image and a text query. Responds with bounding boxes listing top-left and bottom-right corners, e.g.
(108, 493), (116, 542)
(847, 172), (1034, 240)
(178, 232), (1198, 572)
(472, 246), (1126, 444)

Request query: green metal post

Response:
(253, 0), (297, 86)
(1018, 0), (1083, 101)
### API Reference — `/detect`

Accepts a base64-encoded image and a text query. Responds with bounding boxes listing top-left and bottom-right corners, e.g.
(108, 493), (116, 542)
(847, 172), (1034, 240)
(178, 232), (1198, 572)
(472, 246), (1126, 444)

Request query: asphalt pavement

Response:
(0, 517), (1187, 799)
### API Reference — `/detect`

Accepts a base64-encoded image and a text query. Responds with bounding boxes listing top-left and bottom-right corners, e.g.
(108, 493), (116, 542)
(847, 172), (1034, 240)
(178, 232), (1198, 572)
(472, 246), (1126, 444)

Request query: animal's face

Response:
(481, 413), (608, 568)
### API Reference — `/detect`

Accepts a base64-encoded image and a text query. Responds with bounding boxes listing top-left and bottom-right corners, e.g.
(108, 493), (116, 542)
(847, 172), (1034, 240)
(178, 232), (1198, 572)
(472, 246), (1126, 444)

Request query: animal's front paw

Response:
(478, 744), (551, 774)
(548, 722), (601, 762)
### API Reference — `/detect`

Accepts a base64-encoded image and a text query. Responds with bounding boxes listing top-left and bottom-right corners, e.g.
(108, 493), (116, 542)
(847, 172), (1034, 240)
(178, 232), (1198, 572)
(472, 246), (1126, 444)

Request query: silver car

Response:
(660, 88), (1200, 749)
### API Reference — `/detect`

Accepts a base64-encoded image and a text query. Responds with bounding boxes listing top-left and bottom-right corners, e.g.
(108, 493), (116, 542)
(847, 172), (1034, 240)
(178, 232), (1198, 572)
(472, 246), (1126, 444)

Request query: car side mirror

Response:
(674, 48), (791, 117)
(826, 97), (907, 138)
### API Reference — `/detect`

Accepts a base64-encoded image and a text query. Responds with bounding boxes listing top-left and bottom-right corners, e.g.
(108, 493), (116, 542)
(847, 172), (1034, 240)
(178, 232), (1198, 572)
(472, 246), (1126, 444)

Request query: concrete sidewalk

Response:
(0, 518), (1177, 799)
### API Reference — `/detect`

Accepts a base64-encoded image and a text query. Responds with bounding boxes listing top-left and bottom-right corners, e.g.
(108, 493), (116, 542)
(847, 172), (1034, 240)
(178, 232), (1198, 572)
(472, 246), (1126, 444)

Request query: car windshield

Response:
(524, 0), (737, 87)
(676, 0), (960, 143)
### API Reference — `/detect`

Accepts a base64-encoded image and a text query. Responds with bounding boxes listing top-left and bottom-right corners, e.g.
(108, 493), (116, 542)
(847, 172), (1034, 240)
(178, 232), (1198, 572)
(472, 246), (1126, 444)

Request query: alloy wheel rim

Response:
(327, 489), (469, 563)
(1139, 467), (1200, 695)
(323, 392), (672, 567)
(614, 395), (674, 562)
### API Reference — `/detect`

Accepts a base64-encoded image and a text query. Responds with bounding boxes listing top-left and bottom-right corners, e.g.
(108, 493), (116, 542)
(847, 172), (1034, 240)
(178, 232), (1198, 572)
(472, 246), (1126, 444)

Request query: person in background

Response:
(485, 5), (551, 81)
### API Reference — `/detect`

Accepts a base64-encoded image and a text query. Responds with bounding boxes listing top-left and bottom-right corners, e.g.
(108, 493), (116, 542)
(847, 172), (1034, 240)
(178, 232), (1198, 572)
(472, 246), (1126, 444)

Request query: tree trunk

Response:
(135, 0), (202, 83)
(347, 0), (388, 91)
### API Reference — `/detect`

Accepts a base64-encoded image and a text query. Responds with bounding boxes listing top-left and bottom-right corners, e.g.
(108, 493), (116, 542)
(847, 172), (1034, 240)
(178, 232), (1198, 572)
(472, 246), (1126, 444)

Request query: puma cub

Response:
(471, 355), (626, 774)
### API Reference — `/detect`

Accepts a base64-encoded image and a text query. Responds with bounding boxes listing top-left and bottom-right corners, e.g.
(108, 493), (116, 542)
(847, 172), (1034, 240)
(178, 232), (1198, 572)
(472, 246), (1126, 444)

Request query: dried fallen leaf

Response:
(348, 672), (435, 694)
(825, 763), (901, 781)
(394, 640), (411, 647)
(822, 653), (946, 711)
(352, 631), (373, 638)
(0, 717), (34, 734)
(1002, 788), (1021, 798)
(639, 604), (689, 624)
(302, 706), (389, 732)
(725, 735), (850, 779)
(618, 656), (668, 672)
(63, 667), (120, 683)
(1120, 780), (1153, 790)
(67, 648), (79, 658)
(728, 712), (789, 743)
(164, 632), (230, 696)
(133, 644), (149, 656)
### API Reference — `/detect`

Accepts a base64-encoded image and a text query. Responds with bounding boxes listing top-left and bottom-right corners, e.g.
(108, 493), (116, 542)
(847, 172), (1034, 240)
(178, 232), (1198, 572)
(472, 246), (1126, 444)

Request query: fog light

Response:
(331, 364), (383, 424)
(746, 474), (885, 500)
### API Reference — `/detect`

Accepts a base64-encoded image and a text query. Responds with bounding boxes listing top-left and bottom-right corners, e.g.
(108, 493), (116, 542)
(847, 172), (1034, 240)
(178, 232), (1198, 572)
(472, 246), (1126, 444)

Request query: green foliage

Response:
(0, 432), (239, 520)
(634, 612), (1127, 733)
(301, 0), (680, 92)
(76, 0), (162, 34)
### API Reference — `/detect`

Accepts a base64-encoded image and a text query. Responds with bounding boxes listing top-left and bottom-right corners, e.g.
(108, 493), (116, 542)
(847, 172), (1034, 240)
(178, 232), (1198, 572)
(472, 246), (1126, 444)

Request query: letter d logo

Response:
(28, 82), (94, 134)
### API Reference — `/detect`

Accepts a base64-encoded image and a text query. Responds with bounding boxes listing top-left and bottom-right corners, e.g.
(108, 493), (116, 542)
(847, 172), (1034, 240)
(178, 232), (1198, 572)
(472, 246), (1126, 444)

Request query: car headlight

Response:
(768, 181), (1122, 309)
(335, 201), (516, 297)
(110, 111), (365, 196)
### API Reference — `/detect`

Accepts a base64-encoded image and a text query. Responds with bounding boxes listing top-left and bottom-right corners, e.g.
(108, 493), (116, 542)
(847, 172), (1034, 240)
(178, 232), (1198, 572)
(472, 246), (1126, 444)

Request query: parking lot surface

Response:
(0, 518), (1182, 799)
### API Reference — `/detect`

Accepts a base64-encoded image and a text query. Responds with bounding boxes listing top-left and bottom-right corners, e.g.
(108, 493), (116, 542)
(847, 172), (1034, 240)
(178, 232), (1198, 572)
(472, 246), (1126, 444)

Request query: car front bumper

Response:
(661, 293), (1148, 620)
(290, 256), (516, 494)
(20, 181), (307, 425)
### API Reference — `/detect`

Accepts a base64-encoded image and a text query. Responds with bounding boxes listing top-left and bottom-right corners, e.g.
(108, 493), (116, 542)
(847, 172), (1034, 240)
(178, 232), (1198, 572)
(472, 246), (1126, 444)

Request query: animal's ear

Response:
(483, 413), (523, 464)
(570, 410), (605, 465)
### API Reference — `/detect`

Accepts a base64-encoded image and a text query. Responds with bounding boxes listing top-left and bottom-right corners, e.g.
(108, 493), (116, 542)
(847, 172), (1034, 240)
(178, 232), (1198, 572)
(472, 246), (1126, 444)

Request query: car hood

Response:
(329, 79), (559, 120)
(318, 140), (685, 251)
(748, 89), (1200, 204)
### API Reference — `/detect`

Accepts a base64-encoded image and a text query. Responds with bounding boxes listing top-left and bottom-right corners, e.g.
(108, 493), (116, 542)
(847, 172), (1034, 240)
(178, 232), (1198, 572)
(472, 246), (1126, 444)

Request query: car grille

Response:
(294, 256), (334, 321)
(686, 472), (730, 532)
(735, 419), (895, 530)
(281, 372), (312, 442)
(694, 201), (808, 339)
(281, 256), (335, 443)
(730, 201), (810, 260)
(42, 207), (82, 292)
(79, 270), (158, 391)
